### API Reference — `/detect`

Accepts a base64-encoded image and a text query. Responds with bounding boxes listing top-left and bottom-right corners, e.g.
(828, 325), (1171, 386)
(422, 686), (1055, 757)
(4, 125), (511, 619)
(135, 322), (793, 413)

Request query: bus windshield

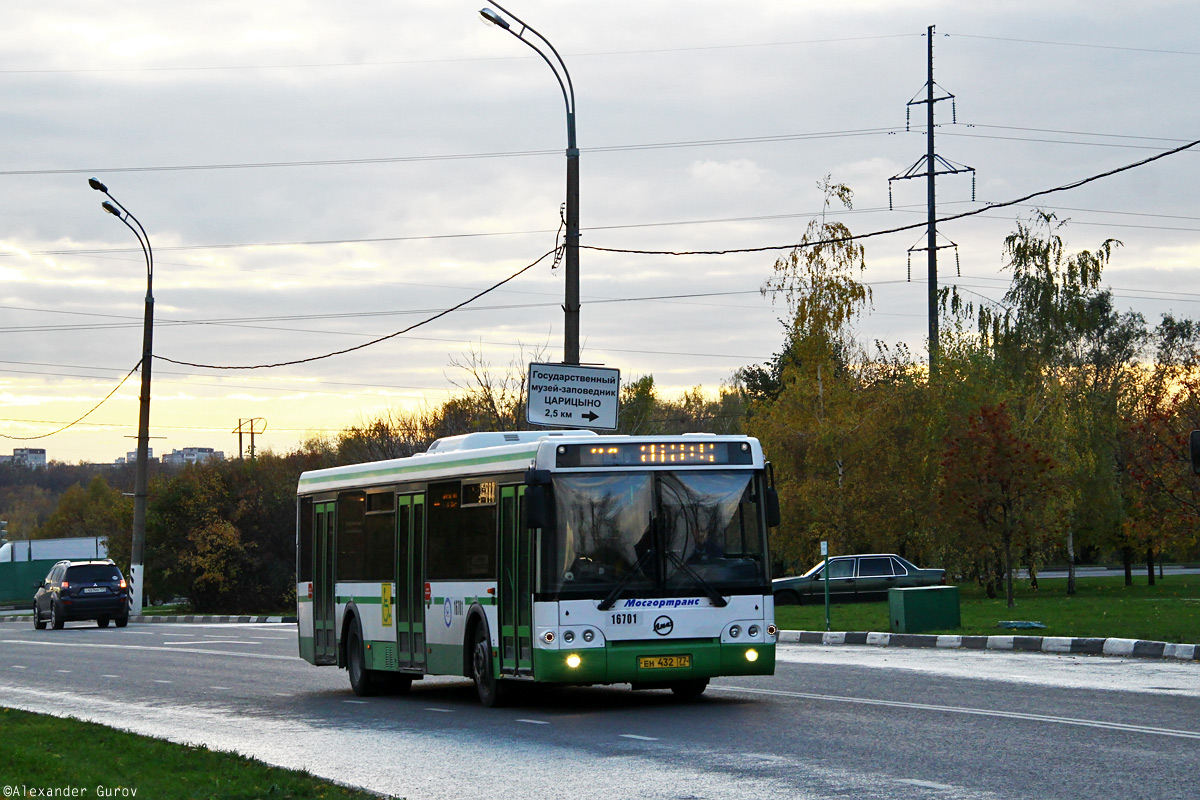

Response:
(546, 470), (768, 599)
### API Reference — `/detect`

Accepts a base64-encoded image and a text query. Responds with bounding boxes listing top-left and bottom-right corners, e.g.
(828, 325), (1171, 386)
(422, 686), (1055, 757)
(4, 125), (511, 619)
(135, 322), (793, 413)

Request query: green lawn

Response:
(774, 574), (1200, 643)
(0, 707), (391, 800)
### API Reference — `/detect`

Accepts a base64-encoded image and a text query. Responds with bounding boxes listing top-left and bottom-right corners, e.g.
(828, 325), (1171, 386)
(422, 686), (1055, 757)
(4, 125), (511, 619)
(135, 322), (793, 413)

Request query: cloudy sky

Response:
(2, 1), (1199, 464)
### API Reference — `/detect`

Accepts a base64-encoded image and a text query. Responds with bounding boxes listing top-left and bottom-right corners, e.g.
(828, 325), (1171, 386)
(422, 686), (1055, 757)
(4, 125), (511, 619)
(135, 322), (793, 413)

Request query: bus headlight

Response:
(542, 631), (556, 644)
(582, 629), (595, 643)
(745, 648), (759, 663)
(729, 625), (741, 638)
(563, 630), (575, 644)
(748, 625), (760, 638)
(766, 624), (777, 636)
(566, 653), (582, 669)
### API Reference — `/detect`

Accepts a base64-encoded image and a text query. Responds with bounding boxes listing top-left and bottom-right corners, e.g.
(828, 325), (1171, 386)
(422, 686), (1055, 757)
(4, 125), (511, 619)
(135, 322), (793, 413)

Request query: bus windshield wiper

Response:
(597, 546), (655, 611)
(665, 550), (728, 608)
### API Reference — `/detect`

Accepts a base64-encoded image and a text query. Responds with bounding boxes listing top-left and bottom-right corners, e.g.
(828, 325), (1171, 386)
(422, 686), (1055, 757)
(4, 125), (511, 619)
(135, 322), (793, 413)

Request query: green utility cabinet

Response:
(889, 585), (960, 633)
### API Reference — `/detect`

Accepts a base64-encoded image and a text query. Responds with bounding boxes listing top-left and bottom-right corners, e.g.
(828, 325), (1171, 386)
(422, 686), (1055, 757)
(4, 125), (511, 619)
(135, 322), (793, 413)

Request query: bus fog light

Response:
(766, 624), (777, 636)
(566, 653), (582, 669)
(563, 630), (575, 644)
(542, 631), (556, 644)
(748, 625), (760, 638)
(729, 625), (741, 638)
(745, 648), (759, 662)
(582, 629), (595, 643)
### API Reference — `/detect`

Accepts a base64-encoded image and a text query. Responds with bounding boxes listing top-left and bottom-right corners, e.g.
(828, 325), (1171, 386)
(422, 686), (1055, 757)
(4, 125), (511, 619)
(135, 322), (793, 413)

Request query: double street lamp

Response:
(479, 4), (580, 366)
(89, 178), (153, 616)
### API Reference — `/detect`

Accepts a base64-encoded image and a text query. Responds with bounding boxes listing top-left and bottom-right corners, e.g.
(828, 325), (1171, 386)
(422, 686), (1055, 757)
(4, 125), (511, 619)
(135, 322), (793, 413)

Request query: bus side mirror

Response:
(1191, 430), (1200, 475)
(524, 485), (549, 529)
(765, 487), (781, 528)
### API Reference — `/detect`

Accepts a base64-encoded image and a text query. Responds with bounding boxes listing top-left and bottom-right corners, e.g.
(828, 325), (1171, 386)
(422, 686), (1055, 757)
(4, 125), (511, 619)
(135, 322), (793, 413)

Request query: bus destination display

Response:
(555, 441), (753, 468)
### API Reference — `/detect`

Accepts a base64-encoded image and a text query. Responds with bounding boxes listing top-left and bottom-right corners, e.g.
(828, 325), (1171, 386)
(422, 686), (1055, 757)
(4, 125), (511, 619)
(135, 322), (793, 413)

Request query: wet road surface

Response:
(2, 622), (1196, 799)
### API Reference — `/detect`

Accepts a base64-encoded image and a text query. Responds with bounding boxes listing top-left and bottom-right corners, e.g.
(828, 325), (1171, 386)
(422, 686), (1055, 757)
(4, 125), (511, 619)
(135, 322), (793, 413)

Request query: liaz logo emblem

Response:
(653, 615), (674, 636)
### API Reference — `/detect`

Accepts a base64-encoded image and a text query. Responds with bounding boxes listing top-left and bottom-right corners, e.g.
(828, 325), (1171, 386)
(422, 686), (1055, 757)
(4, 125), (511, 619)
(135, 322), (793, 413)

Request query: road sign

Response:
(526, 363), (620, 430)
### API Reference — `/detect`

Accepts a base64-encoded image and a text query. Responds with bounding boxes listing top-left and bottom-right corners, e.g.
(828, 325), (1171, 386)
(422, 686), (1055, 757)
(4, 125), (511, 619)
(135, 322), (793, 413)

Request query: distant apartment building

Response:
(114, 448), (154, 466)
(0, 448), (47, 468)
(161, 447), (225, 465)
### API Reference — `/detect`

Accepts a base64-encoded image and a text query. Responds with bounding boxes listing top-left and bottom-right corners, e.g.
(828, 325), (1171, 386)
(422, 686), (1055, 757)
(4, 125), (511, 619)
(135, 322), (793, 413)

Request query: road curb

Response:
(779, 630), (1200, 661)
(0, 613), (297, 624)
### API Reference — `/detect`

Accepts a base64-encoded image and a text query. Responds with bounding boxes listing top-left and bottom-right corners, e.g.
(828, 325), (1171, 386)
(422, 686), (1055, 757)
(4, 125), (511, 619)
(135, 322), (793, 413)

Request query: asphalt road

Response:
(1, 622), (1196, 800)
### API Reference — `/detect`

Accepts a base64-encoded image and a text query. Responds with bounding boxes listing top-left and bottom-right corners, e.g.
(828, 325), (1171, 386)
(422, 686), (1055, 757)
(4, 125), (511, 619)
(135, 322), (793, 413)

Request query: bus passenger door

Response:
(499, 486), (533, 675)
(314, 501), (337, 665)
(396, 493), (426, 670)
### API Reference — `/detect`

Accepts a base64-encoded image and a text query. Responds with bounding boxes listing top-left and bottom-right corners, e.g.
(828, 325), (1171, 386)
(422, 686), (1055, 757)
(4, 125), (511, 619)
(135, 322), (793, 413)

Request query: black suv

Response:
(34, 559), (130, 630)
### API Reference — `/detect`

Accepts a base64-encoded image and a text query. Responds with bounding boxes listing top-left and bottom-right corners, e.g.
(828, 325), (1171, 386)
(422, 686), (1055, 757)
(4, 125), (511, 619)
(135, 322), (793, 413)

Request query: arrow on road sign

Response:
(582, 411), (600, 422)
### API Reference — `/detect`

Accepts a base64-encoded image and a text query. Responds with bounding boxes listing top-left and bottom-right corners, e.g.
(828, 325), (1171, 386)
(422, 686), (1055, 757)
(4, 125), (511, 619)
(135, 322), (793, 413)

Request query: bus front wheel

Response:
(470, 624), (508, 708)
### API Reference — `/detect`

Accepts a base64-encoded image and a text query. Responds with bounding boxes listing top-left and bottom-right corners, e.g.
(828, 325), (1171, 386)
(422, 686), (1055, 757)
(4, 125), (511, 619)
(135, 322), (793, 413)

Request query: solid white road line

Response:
(1, 639), (293, 661)
(716, 685), (1200, 740)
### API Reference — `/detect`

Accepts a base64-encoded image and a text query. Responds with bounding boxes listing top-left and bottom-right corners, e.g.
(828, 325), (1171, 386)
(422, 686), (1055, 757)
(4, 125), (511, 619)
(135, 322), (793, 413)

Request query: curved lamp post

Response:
(89, 177), (153, 616)
(479, 4), (579, 365)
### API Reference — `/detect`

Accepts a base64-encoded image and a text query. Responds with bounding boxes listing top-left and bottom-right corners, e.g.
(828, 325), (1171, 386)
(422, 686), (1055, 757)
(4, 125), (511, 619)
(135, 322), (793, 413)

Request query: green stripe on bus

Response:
(337, 595), (383, 605)
(434, 595), (496, 607)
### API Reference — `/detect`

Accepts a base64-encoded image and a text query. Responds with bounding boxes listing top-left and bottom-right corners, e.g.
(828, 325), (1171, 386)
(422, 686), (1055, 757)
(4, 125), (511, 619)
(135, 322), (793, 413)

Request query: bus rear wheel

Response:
(347, 628), (377, 697)
(470, 625), (508, 708)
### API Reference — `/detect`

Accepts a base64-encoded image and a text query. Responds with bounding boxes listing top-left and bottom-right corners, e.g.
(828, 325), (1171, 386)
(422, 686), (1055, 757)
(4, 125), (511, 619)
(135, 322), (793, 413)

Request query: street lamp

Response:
(89, 177), (153, 616)
(479, 3), (580, 365)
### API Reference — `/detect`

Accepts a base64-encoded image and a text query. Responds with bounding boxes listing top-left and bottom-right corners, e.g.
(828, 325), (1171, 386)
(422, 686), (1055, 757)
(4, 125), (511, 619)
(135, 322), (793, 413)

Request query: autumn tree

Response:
(745, 178), (893, 571)
(970, 212), (1144, 593)
(938, 403), (1057, 607)
(39, 475), (132, 543)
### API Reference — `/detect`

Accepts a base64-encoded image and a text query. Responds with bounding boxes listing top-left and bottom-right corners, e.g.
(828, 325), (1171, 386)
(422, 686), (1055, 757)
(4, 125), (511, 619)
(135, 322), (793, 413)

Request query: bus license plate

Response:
(638, 655), (691, 670)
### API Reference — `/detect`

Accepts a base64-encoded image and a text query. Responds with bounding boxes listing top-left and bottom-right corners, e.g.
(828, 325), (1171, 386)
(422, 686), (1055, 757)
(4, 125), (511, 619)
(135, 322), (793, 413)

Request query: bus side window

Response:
(298, 498), (313, 583)
(427, 480), (498, 580)
(336, 492), (367, 580)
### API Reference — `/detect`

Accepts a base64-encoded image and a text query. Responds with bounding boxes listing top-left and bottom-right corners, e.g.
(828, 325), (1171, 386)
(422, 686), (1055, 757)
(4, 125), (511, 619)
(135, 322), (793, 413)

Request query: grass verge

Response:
(774, 574), (1200, 643)
(0, 707), (390, 800)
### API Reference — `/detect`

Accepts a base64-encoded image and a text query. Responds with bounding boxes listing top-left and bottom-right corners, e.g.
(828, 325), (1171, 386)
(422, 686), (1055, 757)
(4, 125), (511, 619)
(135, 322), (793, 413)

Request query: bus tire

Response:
(470, 623), (508, 708)
(347, 625), (377, 697)
(670, 679), (709, 699)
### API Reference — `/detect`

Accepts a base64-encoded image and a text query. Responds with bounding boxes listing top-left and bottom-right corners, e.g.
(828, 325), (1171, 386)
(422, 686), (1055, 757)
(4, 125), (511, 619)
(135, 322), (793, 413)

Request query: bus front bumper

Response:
(531, 639), (775, 684)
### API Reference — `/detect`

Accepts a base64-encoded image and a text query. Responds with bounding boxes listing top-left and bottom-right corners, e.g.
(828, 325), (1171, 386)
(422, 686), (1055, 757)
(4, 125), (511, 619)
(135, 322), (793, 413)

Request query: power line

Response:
(4, 121), (1184, 181)
(133, 139), (1200, 374)
(581, 138), (1200, 257)
(948, 33), (1200, 58)
(0, 126), (902, 178)
(0, 361), (141, 441)
(0, 34), (921, 75)
(154, 249), (556, 370)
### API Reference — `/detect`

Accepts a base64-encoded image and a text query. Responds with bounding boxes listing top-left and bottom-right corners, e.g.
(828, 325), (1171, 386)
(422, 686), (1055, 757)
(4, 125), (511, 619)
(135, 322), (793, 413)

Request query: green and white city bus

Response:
(296, 430), (780, 706)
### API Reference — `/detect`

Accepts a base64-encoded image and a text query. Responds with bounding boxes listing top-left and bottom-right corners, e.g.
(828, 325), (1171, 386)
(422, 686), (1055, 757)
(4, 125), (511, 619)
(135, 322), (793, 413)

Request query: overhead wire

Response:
(153, 248), (556, 370)
(0, 361), (141, 440)
(581, 138), (1200, 257)
(0, 33), (922, 76)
